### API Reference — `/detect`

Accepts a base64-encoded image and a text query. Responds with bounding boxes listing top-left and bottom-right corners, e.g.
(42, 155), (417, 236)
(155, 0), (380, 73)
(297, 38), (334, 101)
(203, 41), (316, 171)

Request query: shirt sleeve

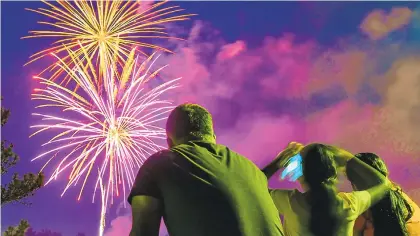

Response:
(340, 191), (372, 216)
(269, 189), (293, 215)
(127, 152), (164, 204)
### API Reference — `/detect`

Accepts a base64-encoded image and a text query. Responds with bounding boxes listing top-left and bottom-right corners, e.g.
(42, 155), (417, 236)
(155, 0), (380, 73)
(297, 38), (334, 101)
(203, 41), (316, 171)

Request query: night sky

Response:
(2, 1), (420, 235)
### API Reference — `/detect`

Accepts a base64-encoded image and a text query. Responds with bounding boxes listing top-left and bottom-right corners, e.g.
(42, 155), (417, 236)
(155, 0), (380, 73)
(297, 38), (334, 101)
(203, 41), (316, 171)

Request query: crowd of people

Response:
(127, 103), (420, 236)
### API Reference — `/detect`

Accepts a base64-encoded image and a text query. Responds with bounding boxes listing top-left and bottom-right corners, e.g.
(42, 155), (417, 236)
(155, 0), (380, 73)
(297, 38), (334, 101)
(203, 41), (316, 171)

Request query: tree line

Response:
(1, 98), (86, 236)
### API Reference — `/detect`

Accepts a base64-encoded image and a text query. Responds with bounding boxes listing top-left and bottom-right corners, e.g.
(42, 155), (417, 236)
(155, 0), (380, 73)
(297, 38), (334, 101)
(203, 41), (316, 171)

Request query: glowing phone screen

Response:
(280, 153), (303, 181)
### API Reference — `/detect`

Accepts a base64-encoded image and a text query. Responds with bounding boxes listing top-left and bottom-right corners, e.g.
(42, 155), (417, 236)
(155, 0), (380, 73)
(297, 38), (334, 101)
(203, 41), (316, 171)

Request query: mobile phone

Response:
(280, 153), (303, 181)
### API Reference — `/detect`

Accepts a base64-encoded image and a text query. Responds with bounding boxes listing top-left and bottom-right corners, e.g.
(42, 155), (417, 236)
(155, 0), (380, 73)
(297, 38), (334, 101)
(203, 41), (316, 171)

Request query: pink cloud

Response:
(309, 50), (371, 96)
(256, 37), (317, 99)
(157, 16), (420, 159)
(161, 17), (419, 177)
(218, 114), (301, 167)
(136, 1), (154, 15)
(304, 101), (376, 150)
(105, 215), (168, 236)
(161, 27), (322, 111)
(360, 7), (413, 40)
(371, 57), (420, 154)
(104, 215), (131, 236)
(162, 47), (211, 105)
(216, 40), (247, 61)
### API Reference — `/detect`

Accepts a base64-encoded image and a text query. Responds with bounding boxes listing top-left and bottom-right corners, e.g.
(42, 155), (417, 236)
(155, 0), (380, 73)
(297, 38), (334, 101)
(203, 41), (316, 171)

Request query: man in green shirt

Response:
(128, 103), (284, 236)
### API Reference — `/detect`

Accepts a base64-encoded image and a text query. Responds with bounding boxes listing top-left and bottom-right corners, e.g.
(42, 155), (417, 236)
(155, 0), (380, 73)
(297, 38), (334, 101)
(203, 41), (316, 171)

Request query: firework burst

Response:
(23, 0), (194, 84)
(30, 44), (180, 205)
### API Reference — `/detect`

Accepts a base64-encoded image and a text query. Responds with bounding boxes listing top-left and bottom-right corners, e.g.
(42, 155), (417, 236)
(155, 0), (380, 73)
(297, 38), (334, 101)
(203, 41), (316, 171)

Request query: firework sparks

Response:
(23, 0), (194, 84)
(30, 45), (180, 205)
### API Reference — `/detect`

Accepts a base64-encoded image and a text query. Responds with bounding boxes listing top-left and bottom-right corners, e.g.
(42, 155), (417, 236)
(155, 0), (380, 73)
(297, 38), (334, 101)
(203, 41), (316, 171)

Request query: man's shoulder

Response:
(220, 144), (251, 160)
(220, 145), (264, 170)
(143, 149), (175, 167)
(150, 149), (174, 158)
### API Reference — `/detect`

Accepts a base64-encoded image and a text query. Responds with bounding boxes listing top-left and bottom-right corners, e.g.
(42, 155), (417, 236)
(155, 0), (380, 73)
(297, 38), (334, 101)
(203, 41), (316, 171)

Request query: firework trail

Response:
(98, 172), (106, 236)
(30, 44), (181, 206)
(23, 0), (194, 85)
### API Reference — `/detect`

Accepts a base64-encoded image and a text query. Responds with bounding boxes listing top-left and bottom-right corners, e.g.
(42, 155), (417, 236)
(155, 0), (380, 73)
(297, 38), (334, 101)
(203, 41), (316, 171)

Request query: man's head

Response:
(166, 103), (216, 148)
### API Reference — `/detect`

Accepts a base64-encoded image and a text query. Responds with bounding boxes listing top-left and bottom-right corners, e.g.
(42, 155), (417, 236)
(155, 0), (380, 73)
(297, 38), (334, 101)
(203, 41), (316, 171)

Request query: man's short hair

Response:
(166, 103), (214, 141)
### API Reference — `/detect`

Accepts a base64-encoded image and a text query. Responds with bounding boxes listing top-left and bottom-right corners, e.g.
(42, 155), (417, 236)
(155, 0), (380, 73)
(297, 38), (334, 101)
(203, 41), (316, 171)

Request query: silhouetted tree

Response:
(2, 98), (44, 236)
(3, 220), (30, 236)
(1, 99), (10, 126)
(25, 228), (62, 236)
(1, 98), (44, 205)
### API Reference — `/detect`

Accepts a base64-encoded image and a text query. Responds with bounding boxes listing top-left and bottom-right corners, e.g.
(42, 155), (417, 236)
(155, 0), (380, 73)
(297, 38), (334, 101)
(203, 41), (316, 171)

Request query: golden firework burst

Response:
(24, 0), (194, 85)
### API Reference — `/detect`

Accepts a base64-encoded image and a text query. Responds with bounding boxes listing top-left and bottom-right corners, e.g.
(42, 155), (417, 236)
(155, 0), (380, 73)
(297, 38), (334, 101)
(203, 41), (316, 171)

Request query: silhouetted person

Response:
(263, 142), (390, 236)
(351, 153), (420, 236)
(128, 103), (284, 236)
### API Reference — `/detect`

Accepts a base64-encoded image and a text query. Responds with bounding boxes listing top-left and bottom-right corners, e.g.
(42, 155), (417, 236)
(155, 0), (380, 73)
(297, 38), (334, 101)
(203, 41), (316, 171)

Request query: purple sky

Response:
(2, 2), (420, 235)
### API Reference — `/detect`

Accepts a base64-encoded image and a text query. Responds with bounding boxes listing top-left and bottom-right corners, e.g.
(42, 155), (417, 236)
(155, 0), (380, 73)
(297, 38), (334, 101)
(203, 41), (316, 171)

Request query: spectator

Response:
(351, 153), (420, 236)
(129, 103), (284, 236)
(263, 142), (390, 236)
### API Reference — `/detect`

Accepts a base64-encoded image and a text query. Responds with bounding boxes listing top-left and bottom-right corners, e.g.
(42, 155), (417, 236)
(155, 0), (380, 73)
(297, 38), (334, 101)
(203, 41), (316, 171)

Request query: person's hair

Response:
(302, 143), (342, 236)
(352, 153), (413, 236)
(166, 103), (214, 143)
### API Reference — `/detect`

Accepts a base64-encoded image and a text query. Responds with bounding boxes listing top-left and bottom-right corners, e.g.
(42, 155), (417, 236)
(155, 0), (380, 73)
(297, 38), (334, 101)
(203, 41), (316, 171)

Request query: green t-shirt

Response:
(128, 141), (284, 236)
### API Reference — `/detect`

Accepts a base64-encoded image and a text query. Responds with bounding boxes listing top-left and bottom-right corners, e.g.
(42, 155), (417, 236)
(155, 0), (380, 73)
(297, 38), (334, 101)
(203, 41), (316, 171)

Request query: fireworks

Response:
(98, 172), (106, 236)
(31, 45), (180, 205)
(24, 0), (194, 84)
(25, 1), (191, 234)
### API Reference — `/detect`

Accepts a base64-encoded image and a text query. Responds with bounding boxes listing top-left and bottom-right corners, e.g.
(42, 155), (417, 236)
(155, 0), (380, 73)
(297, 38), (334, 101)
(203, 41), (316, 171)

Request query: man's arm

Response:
(130, 196), (162, 236)
(128, 152), (166, 236)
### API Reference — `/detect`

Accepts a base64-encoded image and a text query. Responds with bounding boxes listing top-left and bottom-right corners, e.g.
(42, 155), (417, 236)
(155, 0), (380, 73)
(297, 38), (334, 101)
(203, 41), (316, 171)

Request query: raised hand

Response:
(276, 142), (304, 168)
(262, 141), (304, 179)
